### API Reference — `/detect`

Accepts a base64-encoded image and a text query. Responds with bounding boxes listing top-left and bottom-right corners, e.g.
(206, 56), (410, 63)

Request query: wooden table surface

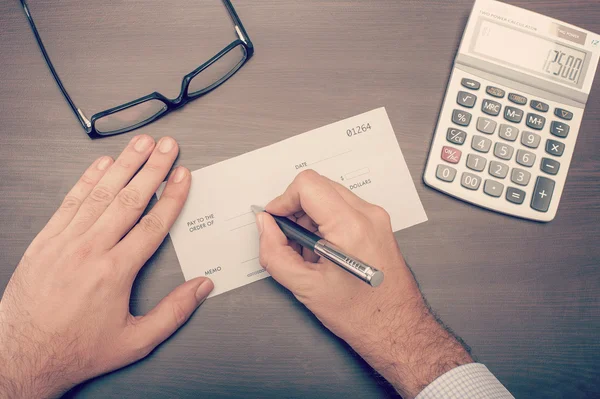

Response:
(1, 0), (599, 397)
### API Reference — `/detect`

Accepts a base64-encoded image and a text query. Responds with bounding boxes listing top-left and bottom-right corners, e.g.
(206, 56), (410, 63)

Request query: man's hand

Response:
(255, 170), (472, 399)
(0, 135), (213, 398)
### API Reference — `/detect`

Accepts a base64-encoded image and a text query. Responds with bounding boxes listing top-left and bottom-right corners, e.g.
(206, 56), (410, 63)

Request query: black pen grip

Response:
(271, 214), (320, 250)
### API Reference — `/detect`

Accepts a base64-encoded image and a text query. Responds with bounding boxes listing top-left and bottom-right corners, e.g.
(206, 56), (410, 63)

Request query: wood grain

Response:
(0, 0), (599, 397)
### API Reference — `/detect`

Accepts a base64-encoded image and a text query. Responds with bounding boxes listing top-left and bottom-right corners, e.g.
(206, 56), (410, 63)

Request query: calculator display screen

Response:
(473, 19), (587, 86)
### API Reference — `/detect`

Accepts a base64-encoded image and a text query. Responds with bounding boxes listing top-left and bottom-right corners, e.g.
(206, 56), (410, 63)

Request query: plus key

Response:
(441, 146), (462, 164)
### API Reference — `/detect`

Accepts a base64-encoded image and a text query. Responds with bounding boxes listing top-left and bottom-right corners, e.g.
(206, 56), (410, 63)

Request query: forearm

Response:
(0, 313), (66, 399)
(347, 296), (473, 399)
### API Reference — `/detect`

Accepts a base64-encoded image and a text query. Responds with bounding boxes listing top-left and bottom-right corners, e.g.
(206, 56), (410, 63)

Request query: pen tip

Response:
(251, 205), (265, 214)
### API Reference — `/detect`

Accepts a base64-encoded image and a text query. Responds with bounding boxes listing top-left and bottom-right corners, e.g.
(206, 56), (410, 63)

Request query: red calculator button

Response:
(441, 146), (462, 164)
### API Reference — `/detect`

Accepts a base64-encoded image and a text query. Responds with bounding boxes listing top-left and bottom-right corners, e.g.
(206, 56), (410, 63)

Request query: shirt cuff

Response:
(415, 363), (514, 399)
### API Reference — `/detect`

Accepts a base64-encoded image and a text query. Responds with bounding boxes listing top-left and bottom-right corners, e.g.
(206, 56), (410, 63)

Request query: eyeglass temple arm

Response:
(20, 0), (91, 130)
(222, 0), (253, 50)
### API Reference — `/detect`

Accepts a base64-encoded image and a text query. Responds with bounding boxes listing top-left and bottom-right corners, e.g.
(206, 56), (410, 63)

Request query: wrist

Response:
(346, 295), (473, 399)
(0, 315), (70, 399)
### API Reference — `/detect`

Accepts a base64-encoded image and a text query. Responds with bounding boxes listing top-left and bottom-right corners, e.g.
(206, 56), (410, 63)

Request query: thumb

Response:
(132, 277), (213, 357)
(256, 212), (315, 291)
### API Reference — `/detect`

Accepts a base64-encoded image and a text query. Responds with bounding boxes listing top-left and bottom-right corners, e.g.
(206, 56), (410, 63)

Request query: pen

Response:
(251, 205), (384, 287)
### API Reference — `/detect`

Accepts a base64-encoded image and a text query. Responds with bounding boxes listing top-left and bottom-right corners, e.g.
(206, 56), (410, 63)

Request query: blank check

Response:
(158, 108), (428, 297)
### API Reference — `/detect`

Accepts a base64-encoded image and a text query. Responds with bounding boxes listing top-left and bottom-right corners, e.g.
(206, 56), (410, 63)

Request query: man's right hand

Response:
(255, 170), (473, 399)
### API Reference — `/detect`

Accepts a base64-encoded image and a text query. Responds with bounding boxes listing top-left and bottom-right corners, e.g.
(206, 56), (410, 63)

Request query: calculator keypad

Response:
(426, 69), (583, 222)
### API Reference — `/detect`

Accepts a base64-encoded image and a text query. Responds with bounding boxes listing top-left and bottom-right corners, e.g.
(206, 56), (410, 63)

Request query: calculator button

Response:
(516, 149), (536, 167)
(483, 180), (504, 197)
(498, 124), (519, 141)
(508, 93), (527, 105)
(489, 161), (509, 179)
(486, 86), (505, 98)
(461, 78), (480, 90)
(550, 121), (570, 138)
(530, 100), (549, 112)
(504, 106), (523, 123)
(545, 139), (565, 156)
(521, 131), (541, 148)
(461, 172), (481, 190)
(506, 187), (526, 204)
(471, 135), (492, 153)
(531, 177), (555, 212)
(494, 142), (514, 160)
(452, 109), (471, 126)
(477, 117), (497, 134)
(466, 154), (487, 172)
(511, 168), (531, 186)
(436, 164), (457, 182)
(446, 128), (467, 145)
(482, 99), (501, 116)
(526, 113), (546, 130)
(540, 158), (560, 175)
(441, 146), (462, 164)
(457, 91), (477, 108)
(554, 108), (573, 120)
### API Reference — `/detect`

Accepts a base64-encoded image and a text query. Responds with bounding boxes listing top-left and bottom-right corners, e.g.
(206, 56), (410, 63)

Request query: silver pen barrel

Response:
(313, 240), (384, 287)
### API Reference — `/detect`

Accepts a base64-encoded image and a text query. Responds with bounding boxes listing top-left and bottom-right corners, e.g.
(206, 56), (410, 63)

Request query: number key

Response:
(489, 161), (509, 179)
(483, 179), (504, 197)
(477, 117), (497, 134)
(494, 142), (514, 160)
(511, 168), (531, 186)
(471, 135), (492, 153)
(499, 124), (519, 141)
(466, 154), (487, 172)
(461, 172), (482, 190)
(516, 149), (536, 167)
(521, 131), (541, 148)
(435, 164), (457, 182)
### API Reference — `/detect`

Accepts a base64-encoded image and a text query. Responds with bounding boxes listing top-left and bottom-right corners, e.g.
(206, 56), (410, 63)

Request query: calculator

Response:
(423, 0), (600, 222)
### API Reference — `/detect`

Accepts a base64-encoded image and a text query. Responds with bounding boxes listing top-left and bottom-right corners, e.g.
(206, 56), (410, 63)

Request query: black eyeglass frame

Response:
(20, 0), (254, 139)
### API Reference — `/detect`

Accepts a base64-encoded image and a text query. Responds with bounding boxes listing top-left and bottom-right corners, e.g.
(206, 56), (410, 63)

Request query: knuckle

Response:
(60, 195), (82, 211)
(143, 162), (163, 173)
(72, 240), (95, 263)
(296, 169), (320, 185)
(369, 205), (391, 225)
(79, 173), (96, 187)
(117, 187), (145, 210)
(171, 301), (189, 328)
(116, 158), (134, 170)
(89, 184), (115, 204)
(139, 213), (165, 234)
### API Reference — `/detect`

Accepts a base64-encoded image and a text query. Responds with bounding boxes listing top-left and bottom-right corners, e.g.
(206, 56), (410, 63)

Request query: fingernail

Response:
(173, 167), (187, 183)
(97, 156), (112, 171)
(158, 137), (174, 153)
(255, 213), (264, 235)
(195, 279), (213, 303)
(134, 135), (153, 152)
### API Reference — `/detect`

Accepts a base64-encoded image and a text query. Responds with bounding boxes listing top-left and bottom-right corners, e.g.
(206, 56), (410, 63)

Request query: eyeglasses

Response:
(20, 0), (254, 139)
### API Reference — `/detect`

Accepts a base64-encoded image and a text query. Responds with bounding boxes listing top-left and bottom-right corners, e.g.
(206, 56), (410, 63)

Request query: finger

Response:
(37, 156), (113, 240)
(131, 277), (213, 357)
(256, 212), (318, 291)
(111, 166), (191, 279)
(265, 170), (359, 229)
(64, 135), (156, 236)
(295, 213), (320, 263)
(88, 137), (179, 249)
